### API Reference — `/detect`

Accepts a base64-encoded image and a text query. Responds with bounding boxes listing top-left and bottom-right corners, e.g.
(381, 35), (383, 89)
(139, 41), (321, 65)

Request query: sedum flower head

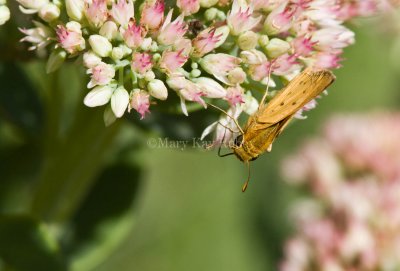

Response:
(15, 0), (398, 126)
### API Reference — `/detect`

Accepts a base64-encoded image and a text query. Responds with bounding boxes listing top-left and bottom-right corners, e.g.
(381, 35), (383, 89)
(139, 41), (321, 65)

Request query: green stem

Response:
(118, 68), (124, 86)
(28, 66), (123, 223)
(31, 109), (122, 223)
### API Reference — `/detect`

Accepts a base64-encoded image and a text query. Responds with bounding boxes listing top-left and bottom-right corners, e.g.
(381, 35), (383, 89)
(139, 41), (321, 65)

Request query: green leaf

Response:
(0, 215), (67, 271)
(67, 162), (142, 271)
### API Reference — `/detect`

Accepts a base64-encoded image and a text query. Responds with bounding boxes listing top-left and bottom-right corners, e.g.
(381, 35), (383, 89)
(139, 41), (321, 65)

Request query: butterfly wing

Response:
(256, 68), (335, 126)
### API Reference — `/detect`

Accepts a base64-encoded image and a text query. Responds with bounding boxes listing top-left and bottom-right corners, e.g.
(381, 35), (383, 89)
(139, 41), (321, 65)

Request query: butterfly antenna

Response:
(241, 161), (251, 192)
(207, 103), (244, 135)
(260, 64), (273, 106)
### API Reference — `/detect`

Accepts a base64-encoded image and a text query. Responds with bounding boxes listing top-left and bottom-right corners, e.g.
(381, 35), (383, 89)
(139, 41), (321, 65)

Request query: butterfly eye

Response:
(234, 134), (243, 147)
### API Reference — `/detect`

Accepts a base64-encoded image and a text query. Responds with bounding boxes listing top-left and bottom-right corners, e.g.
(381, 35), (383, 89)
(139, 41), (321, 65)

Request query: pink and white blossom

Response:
(192, 28), (222, 57)
(123, 21), (147, 49)
(167, 74), (206, 115)
(199, 53), (242, 85)
(312, 26), (355, 50)
(131, 52), (153, 74)
(227, 0), (262, 35)
(56, 23), (85, 54)
(85, 0), (108, 28)
(157, 10), (187, 45)
(129, 90), (150, 119)
(20, 21), (53, 50)
(264, 2), (296, 35)
(159, 50), (188, 73)
(193, 77), (227, 98)
(177, 0), (200, 15)
(111, 0), (134, 28)
(225, 85), (244, 106)
(140, 0), (165, 30)
(87, 62), (116, 88)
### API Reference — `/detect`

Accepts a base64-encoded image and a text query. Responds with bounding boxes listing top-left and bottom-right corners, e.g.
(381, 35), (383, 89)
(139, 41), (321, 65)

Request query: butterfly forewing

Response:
(257, 68), (335, 125)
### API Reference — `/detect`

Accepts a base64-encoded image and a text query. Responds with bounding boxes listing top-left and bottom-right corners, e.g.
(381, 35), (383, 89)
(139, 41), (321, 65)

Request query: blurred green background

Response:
(0, 17), (399, 271)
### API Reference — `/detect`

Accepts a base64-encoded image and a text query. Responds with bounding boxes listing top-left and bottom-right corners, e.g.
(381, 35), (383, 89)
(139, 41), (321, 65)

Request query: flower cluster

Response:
(280, 113), (400, 271)
(0, 0), (10, 25)
(15, 0), (396, 129)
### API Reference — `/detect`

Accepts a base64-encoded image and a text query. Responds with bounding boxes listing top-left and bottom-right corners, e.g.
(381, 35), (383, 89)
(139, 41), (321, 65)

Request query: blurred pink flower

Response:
(281, 112), (400, 271)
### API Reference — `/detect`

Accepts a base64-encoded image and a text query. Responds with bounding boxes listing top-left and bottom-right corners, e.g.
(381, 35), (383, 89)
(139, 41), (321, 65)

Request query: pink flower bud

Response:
(140, 0), (165, 30)
(159, 50), (188, 73)
(87, 62), (115, 88)
(56, 23), (85, 54)
(131, 52), (153, 74)
(157, 10), (187, 45)
(123, 20), (147, 49)
(177, 0), (200, 15)
(111, 0), (134, 27)
(192, 27), (222, 57)
(85, 0), (108, 28)
(129, 90), (150, 119)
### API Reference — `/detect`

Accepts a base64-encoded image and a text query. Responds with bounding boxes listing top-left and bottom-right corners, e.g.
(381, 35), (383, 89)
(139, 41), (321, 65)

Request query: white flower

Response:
(0, 5), (10, 25)
(17, 0), (48, 13)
